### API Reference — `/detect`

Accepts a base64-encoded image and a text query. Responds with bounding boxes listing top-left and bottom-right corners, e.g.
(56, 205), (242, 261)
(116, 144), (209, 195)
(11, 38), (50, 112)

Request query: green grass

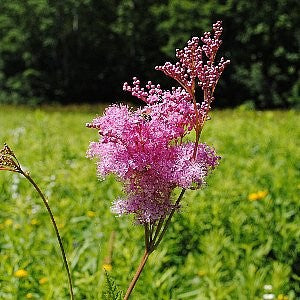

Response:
(0, 105), (299, 299)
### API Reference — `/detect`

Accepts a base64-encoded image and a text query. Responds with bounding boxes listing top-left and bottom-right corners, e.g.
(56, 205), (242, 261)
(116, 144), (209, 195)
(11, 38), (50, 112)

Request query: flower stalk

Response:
(87, 21), (229, 299)
(123, 187), (186, 299)
(123, 250), (150, 300)
(0, 144), (74, 300)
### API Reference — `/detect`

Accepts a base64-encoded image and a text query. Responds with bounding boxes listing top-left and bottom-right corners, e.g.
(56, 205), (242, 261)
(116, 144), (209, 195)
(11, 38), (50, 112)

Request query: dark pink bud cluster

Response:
(123, 78), (163, 104)
(156, 21), (230, 127)
(87, 22), (229, 223)
(201, 20), (223, 61)
(155, 36), (203, 95)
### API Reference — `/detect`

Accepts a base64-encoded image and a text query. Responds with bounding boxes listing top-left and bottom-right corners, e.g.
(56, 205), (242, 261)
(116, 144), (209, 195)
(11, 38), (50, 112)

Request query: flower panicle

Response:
(87, 22), (229, 223)
(0, 145), (74, 299)
(155, 21), (230, 126)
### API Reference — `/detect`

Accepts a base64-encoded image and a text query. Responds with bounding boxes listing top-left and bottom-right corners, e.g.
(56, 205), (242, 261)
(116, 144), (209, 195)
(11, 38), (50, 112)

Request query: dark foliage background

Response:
(0, 0), (299, 108)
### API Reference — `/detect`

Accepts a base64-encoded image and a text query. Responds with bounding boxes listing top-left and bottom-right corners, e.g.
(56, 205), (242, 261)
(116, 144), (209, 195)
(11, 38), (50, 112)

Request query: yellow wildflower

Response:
(57, 223), (65, 229)
(103, 264), (112, 272)
(2, 254), (8, 260)
(4, 219), (13, 226)
(248, 190), (268, 201)
(31, 219), (39, 225)
(277, 295), (288, 300)
(39, 277), (48, 285)
(257, 190), (268, 198)
(87, 210), (96, 218)
(26, 293), (33, 299)
(14, 269), (28, 278)
(198, 269), (207, 277)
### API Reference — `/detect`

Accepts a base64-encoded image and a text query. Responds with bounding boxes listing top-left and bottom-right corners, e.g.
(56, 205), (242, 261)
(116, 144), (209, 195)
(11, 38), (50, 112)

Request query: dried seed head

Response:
(0, 155), (19, 172)
(0, 144), (20, 172)
(0, 143), (16, 157)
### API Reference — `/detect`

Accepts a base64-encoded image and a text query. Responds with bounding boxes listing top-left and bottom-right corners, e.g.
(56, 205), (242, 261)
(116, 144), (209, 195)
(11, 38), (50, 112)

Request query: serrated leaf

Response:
(102, 271), (123, 300)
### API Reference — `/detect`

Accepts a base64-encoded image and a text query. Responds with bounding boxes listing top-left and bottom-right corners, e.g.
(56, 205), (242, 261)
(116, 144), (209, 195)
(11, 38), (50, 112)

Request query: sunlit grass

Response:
(0, 105), (299, 299)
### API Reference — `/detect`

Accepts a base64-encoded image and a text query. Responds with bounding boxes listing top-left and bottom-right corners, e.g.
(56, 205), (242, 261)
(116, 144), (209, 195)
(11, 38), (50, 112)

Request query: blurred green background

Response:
(0, 0), (299, 108)
(0, 106), (299, 299)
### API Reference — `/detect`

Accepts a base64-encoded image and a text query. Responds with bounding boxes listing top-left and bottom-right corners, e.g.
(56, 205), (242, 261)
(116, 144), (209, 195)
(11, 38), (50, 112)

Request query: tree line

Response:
(0, 0), (299, 108)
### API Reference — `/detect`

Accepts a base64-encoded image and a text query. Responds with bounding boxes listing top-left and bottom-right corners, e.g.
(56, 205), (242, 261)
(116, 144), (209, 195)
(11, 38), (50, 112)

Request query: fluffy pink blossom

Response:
(87, 22), (229, 223)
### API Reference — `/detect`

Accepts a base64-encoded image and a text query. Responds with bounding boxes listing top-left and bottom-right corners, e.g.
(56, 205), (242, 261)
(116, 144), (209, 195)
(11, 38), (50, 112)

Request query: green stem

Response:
(22, 171), (74, 300)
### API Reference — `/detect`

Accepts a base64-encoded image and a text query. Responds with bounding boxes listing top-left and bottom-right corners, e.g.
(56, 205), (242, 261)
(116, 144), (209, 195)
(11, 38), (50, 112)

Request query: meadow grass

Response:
(0, 105), (299, 299)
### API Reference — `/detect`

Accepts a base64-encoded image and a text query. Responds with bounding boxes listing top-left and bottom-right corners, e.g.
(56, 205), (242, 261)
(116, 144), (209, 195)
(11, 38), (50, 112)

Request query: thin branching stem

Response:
(152, 188), (186, 250)
(123, 104), (202, 298)
(123, 188), (187, 299)
(151, 217), (165, 248)
(21, 171), (74, 300)
(144, 223), (150, 251)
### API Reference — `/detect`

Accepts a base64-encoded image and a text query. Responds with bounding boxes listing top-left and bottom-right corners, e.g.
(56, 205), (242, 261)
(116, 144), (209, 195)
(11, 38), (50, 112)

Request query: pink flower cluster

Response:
(87, 22), (229, 223)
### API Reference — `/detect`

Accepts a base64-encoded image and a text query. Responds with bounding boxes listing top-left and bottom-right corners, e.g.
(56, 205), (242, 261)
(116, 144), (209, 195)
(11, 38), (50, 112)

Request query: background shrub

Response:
(0, 0), (299, 107)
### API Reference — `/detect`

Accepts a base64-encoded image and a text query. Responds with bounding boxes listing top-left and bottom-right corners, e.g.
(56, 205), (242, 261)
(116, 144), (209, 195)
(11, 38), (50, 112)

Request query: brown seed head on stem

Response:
(0, 144), (21, 172)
